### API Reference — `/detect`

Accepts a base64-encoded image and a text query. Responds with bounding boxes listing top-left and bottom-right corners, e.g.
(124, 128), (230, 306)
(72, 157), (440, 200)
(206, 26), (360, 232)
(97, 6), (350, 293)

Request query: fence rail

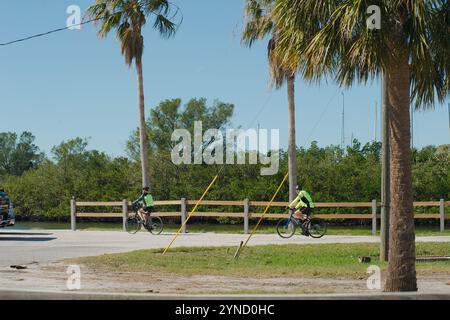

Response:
(70, 198), (449, 234)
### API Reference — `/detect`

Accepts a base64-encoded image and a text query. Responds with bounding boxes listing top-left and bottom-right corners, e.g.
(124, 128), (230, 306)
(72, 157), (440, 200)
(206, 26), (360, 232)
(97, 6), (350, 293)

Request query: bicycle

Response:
(126, 203), (163, 235)
(276, 209), (327, 239)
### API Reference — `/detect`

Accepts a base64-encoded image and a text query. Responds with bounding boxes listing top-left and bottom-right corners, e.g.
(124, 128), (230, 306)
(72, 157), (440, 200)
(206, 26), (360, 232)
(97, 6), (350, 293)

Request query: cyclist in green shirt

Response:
(132, 186), (154, 225)
(287, 185), (315, 221)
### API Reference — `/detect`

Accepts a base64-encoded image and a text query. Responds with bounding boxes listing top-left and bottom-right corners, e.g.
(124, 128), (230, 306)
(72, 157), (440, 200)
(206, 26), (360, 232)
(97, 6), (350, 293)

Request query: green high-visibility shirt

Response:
(144, 194), (154, 207)
(288, 190), (314, 209)
(135, 193), (154, 207)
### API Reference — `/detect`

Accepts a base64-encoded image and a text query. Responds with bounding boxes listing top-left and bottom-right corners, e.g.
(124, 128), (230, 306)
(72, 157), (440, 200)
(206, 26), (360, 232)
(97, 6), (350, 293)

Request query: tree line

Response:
(0, 98), (448, 220)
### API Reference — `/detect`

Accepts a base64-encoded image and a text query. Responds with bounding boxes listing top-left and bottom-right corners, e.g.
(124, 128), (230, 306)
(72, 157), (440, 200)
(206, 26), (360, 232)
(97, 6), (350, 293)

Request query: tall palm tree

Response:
(86, 0), (179, 188)
(242, 0), (298, 202)
(272, 0), (449, 291)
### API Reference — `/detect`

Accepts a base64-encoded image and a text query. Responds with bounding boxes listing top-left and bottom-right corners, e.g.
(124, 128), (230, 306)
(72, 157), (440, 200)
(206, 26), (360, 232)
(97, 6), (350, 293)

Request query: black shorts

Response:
(300, 207), (313, 216)
(143, 206), (154, 213)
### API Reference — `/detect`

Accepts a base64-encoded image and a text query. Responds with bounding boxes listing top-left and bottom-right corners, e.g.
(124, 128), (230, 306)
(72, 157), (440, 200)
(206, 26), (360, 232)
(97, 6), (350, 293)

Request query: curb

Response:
(1, 289), (450, 300)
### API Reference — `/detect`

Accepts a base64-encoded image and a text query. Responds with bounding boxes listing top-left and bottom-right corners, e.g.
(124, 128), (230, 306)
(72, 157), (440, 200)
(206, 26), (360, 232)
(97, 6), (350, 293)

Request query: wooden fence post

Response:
(440, 199), (445, 232)
(371, 199), (377, 236)
(70, 197), (76, 231)
(181, 198), (187, 233)
(122, 199), (128, 232)
(244, 198), (249, 234)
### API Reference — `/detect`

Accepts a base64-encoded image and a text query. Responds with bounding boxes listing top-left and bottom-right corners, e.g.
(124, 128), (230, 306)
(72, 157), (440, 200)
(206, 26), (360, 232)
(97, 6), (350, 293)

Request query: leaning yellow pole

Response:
(162, 175), (219, 255)
(236, 172), (289, 258)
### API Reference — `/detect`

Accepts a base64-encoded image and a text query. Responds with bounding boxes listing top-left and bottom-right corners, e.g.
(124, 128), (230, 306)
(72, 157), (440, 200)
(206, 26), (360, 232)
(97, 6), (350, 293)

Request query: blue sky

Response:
(1, 0), (449, 157)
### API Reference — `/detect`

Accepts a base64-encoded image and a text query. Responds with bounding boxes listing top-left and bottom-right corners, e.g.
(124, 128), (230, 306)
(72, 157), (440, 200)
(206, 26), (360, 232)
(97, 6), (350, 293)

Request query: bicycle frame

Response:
(134, 210), (154, 225)
(284, 210), (308, 231)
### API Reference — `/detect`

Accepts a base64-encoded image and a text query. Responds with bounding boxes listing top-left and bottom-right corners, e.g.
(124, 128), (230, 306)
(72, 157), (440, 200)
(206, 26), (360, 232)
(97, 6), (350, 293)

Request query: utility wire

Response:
(0, 1), (183, 47)
(302, 88), (340, 148)
(0, 17), (102, 47)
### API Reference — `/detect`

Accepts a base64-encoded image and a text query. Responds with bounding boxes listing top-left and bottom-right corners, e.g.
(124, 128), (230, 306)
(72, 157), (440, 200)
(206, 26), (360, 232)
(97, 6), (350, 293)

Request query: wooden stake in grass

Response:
(162, 175), (218, 255)
(235, 172), (289, 259)
(234, 241), (244, 259)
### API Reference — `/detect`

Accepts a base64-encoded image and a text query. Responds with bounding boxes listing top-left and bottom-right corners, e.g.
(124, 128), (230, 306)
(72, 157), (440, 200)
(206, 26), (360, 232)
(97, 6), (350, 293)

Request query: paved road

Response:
(1, 289), (450, 300)
(1, 229), (450, 267)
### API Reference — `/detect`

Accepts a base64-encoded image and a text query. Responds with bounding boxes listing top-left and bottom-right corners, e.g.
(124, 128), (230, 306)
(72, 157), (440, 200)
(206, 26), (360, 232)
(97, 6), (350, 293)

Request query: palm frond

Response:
(242, 0), (274, 47)
(153, 14), (176, 38)
(242, 0), (294, 88)
(86, 0), (181, 65)
(272, 0), (449, 108)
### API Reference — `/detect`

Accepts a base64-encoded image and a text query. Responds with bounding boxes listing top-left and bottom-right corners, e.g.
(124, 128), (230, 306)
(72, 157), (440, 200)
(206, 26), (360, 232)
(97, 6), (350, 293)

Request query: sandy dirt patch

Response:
(1, 261), (449, 295)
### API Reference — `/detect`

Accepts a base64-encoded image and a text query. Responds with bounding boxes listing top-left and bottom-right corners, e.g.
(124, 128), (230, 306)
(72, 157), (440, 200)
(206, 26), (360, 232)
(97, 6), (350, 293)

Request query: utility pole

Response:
(342, 92), (345, 148)
(380, 72), (390, 262)
(411, 104), (414, 150)
(375, 101), (378, 141)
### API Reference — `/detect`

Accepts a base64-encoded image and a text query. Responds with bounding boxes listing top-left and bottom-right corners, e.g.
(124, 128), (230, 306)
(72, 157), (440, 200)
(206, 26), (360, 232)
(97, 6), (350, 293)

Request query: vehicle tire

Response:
(276, 218), (297, 238)
(145, 216), (163, 235)
(307, 219), (327, 238)
(126, 214), (141, 234)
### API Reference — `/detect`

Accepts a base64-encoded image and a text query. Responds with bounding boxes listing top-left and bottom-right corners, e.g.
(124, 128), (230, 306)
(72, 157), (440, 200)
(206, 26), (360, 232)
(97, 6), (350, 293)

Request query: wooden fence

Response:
(70, 198), (449, 235)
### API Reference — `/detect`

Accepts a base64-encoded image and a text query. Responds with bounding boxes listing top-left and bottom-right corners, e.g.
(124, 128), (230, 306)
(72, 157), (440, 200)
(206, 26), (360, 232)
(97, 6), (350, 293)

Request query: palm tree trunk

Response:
(136, 55), (150, 188)
(384, 51), (417, 292)
(287, 74), (297, 201)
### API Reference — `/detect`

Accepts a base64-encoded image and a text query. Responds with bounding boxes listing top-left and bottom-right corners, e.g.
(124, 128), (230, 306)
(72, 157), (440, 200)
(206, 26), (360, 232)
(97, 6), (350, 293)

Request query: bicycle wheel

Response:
(145, 216), (163, 235)
(276, 218), (297, 238)
(307, 218), (327, 238)
(126, 214), (141, 234)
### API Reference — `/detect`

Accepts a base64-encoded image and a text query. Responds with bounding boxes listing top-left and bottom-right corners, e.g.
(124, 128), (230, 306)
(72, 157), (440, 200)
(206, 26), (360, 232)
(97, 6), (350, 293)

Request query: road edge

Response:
(1, 289), (450, 300)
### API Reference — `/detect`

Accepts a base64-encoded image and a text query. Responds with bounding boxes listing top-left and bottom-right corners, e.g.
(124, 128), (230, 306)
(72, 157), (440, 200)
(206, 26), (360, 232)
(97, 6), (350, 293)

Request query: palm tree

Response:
(272, 0), (449, 291)
(86, 0), (179, 188)
(242, 0), (298, 202)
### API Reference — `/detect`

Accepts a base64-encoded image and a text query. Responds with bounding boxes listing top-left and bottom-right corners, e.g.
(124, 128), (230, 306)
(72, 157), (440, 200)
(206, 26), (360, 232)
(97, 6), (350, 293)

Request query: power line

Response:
(374, 101), (378, 141)
(303, 88), (339, 147)
(0, 18), (103, 47)
(0, 2), (183, 47)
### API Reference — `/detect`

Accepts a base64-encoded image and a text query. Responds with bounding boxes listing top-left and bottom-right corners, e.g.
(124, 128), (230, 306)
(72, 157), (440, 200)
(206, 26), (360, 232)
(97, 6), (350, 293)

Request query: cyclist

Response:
(132, 186), (154, 225)
(287, 185), (315, 234)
